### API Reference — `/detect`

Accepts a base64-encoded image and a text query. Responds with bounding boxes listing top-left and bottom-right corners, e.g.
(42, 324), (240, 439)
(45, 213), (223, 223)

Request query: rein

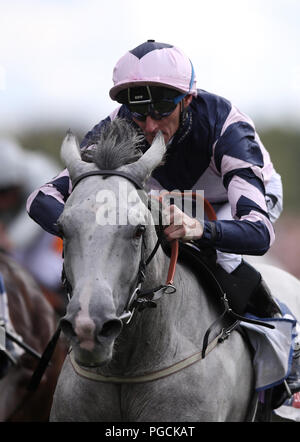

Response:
(72, 169), (188, 324)
(69, 171), (221, 326)
(119, 190), (216, 324)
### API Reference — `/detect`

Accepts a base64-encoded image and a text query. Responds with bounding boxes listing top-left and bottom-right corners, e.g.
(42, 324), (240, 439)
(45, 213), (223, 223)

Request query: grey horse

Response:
(50, 119), (299, 422)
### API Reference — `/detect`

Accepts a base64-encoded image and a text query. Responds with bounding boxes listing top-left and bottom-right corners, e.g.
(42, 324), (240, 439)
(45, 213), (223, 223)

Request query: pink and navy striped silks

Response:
(27, 89), (282, 256)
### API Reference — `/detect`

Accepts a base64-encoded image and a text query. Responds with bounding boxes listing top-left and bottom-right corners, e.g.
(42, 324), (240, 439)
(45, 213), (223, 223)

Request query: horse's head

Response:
(58, 119), (166, 367)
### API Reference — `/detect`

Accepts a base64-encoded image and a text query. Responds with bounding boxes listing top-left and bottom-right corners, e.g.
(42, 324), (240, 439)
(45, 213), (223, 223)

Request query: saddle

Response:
(161, 239), (279, 320)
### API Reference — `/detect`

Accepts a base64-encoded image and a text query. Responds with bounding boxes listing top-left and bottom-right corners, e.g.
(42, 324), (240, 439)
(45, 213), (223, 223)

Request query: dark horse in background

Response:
(0, 250), (66, 421)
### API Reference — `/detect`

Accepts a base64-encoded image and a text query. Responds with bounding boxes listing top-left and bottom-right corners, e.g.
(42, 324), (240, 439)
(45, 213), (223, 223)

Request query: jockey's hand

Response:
(163, 205), (203, 242)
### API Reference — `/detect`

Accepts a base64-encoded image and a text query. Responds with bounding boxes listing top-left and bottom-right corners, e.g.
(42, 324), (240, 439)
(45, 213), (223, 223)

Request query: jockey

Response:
(26, 40), (300, 407)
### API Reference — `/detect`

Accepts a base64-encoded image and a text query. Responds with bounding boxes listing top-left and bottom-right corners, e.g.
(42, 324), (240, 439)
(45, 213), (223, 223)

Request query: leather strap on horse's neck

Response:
(155, 191), (217, 286)
(132, 193), (215, 310)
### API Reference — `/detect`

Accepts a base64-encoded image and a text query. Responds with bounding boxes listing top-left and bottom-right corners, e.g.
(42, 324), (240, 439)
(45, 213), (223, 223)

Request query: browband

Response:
(72, 170), (144, 191)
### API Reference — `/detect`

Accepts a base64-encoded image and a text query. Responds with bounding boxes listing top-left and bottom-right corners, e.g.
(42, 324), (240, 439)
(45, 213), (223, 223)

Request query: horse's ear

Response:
(61, 130), (81, 166)
(140, 131), (166, 171)
(123, 131), (166, 184)
(61, 131), (97, 181)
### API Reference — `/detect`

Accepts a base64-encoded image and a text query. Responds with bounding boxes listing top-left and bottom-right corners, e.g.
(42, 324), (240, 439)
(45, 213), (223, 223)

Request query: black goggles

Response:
(123, 86), (186, 121)
(127, 100), (182, 121)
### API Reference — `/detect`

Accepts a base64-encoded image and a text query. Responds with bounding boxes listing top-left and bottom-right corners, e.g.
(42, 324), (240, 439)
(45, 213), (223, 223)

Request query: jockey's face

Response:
(133, 95), (192, 145)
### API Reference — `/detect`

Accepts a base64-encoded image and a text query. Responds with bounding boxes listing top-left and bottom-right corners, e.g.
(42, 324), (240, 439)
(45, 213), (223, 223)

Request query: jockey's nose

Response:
(144, 115), (159, 135)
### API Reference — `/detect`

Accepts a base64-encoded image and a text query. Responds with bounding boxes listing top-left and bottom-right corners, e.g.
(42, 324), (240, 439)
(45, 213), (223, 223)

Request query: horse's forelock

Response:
(90, 118), (144, 170)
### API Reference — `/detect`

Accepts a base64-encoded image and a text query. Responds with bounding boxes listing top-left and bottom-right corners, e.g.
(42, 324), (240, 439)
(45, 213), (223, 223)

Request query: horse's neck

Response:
(143, 251), (215, 345)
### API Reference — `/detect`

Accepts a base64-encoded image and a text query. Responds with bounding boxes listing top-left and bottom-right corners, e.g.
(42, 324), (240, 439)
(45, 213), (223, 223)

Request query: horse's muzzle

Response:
(60, 314), (123, 367)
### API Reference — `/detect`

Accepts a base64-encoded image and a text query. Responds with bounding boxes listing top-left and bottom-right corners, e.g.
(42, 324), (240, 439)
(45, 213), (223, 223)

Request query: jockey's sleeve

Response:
(26, 169), (71, 236)
(15, 153), (60, 246)
(196, 111), (278, 255)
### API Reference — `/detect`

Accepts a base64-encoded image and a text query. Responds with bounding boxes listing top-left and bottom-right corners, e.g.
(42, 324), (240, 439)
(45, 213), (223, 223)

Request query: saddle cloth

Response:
(242, 306), (296, 391)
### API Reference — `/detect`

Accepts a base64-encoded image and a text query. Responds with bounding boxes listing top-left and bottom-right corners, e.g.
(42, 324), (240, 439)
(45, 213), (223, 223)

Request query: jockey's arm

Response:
(164, 124), (282, 256)
(26, 117), (112, 236)
(26, 169), (70, 237)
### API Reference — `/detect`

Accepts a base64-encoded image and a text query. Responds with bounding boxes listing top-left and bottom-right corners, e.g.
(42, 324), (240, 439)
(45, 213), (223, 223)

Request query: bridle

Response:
(66, 170), (247, 384)
(71, 169), (184, 325)
(28, 168), (183, 392)
(119, 190), (218, 325)
(70, 170), (274, 334)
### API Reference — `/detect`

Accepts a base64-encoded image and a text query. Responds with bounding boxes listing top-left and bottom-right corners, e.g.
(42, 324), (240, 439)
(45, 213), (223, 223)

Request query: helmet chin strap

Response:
(179, 99), (188, 126)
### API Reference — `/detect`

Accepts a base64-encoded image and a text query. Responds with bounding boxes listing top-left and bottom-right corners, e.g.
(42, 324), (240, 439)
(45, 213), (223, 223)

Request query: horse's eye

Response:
(134, 225), (146, 239)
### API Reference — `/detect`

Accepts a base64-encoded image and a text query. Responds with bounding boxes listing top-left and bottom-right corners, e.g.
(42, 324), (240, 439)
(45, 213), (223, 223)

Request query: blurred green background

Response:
(258, 128), (300, 214)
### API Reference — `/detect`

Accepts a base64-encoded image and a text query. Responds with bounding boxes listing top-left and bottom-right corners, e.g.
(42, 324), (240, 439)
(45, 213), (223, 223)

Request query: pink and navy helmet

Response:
(109, 40), (197, 101)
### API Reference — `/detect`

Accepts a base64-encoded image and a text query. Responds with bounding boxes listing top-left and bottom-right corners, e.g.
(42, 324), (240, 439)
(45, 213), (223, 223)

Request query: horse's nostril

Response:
(99, 319), (122, 339)
(60, 318), (76, 340)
